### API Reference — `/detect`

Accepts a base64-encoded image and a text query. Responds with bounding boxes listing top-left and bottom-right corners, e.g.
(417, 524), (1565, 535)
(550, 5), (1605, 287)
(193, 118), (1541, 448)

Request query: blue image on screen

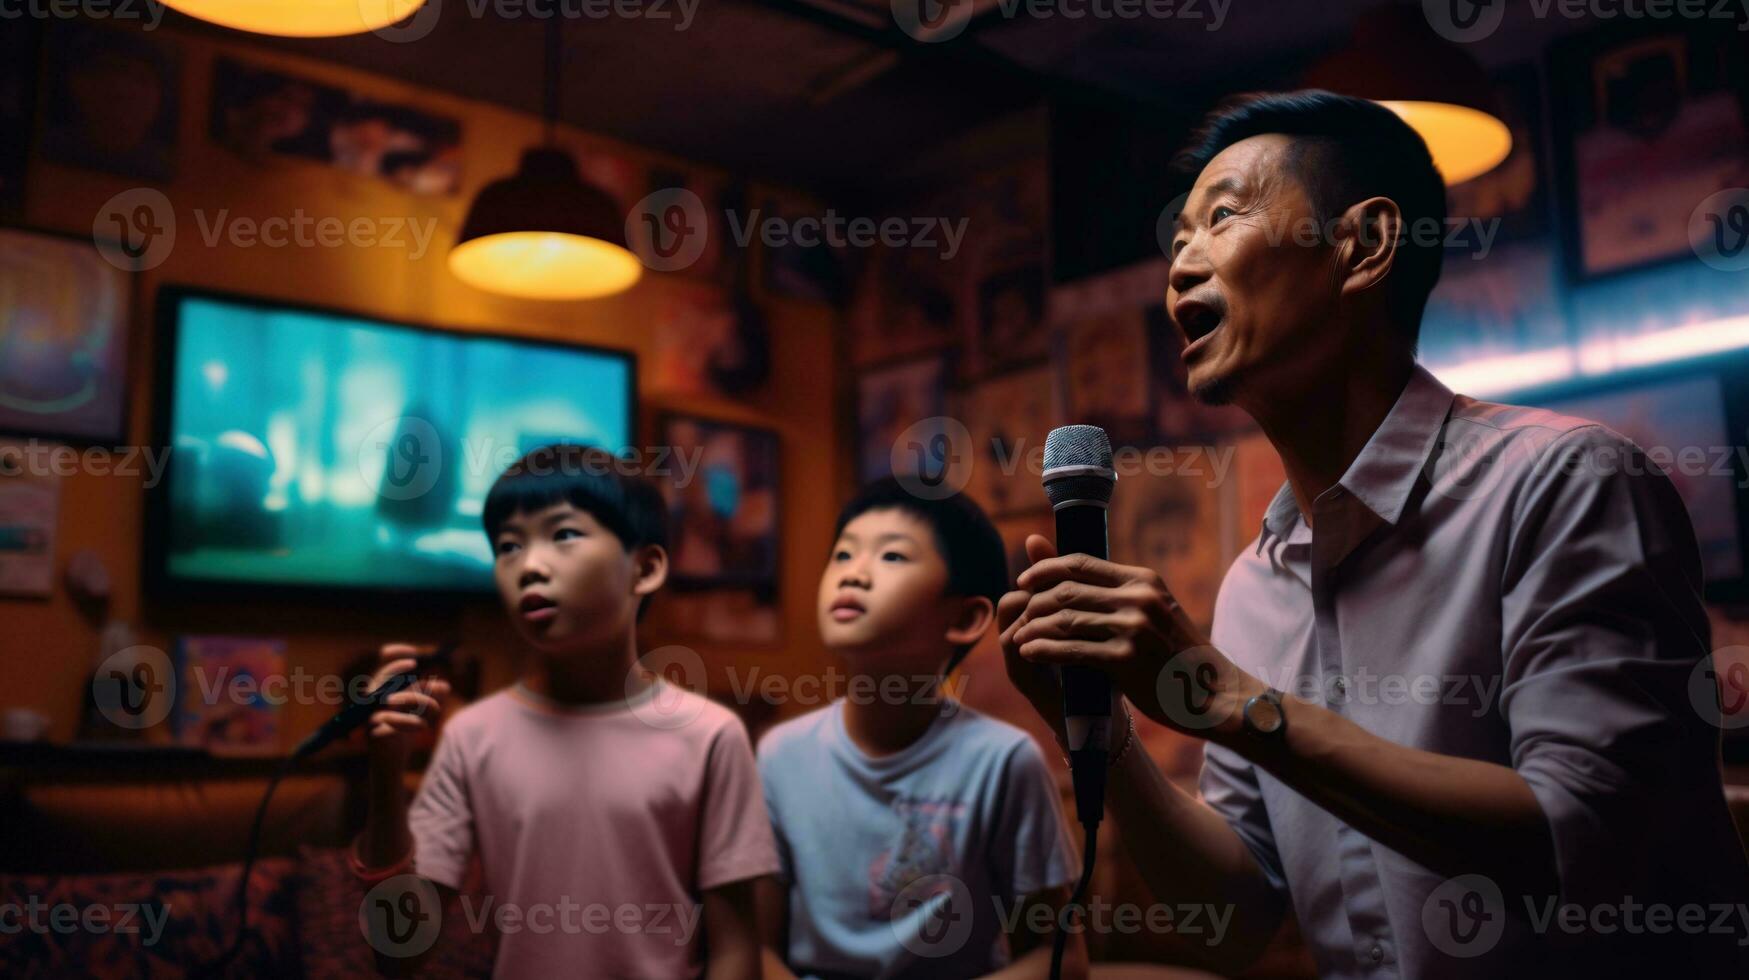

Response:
(159, 294), (632, 592)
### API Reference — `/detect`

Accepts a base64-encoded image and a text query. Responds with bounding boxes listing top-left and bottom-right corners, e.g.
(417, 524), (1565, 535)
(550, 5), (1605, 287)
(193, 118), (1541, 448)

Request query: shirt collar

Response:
(1256, 364), (1456, 551)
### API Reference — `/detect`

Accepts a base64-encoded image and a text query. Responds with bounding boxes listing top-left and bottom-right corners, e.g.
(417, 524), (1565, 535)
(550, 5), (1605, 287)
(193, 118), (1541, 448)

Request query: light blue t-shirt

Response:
(757, 699), (1078, 979)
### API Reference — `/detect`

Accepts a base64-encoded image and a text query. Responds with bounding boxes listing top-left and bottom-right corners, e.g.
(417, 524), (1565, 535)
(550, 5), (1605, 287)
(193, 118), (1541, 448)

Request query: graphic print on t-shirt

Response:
(867, 796), (967, 918)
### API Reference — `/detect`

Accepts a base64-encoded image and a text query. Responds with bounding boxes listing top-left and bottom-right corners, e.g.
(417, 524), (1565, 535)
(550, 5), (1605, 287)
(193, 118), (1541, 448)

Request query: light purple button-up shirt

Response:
(1201, 365), (1749, 978)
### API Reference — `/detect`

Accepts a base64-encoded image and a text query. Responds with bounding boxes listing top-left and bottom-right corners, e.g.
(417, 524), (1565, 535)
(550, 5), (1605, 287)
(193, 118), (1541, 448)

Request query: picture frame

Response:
(1550, 23), (1749, 280)
(955, 363), (1062, 519)
(856, 352), (952, 484)
(657, 413), (781, 591)
(0, 438), (60, 598)
(974, 264), (1048, 377)
(759, 193), (847, 305)
(1108, 462), (1231, 635)
(847, 243), (957, 367)
(208, 56), (462, 196)
(39, 23), (179, 182)
(1056, 305), (1154, 450)
(0, 226), (134, 444)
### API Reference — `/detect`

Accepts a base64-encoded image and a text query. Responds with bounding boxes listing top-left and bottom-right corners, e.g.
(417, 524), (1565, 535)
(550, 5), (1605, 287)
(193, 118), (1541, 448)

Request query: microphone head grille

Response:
(1042, 425), (1115, 507)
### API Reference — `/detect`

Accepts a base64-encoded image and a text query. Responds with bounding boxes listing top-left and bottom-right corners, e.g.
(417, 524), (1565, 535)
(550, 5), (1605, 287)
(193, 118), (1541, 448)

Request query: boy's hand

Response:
(366, 643), (450, 745)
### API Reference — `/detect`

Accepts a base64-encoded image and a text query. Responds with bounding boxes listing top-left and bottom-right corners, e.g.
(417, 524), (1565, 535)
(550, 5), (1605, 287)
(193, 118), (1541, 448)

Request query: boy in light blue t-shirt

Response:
(756, 479), (1086, 979)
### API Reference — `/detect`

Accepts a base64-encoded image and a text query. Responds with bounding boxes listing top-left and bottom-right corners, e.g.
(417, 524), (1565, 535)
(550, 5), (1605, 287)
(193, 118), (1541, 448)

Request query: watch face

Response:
(1246, 694), (1284, 734)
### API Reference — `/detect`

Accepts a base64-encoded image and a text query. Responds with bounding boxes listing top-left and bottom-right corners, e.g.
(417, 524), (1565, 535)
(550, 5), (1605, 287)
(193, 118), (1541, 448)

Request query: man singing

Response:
(998, 91), (1749, 977)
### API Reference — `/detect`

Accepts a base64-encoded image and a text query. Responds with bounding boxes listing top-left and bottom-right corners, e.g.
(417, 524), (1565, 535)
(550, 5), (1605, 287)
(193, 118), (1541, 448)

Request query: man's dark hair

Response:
(833, 478), (1009, 674)
(483, 443), (668, 619)
(1173, 89), (1448, 354)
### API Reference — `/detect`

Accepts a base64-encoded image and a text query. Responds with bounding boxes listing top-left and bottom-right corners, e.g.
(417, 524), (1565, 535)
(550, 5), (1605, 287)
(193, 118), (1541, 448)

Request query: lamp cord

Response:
(543, 16), (560, 145)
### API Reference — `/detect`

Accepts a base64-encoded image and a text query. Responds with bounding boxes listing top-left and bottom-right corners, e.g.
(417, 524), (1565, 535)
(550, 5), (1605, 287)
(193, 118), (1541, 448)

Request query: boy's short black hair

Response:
(833, 478), (1009, 673)
(1173, 89), (1448, 354)
(483, 443), (668, 619)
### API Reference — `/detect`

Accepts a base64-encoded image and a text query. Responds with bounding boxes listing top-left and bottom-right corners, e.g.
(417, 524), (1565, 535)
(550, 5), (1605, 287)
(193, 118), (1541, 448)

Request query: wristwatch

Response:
(1242, 688), (1287, 738)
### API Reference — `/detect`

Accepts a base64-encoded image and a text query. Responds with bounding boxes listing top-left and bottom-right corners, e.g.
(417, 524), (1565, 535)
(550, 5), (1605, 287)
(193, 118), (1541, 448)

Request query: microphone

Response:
(292, 642), (454, 759)
(1041, 425), (1116, 828)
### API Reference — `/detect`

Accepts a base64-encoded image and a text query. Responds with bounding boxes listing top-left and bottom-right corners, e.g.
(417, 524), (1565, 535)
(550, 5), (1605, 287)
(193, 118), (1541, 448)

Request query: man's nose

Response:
(1169, 241), (1213, 297)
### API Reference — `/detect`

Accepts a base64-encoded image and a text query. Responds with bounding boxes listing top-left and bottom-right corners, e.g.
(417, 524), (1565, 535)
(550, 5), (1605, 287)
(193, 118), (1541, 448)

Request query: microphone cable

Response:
(1050, 820), (1099, 980)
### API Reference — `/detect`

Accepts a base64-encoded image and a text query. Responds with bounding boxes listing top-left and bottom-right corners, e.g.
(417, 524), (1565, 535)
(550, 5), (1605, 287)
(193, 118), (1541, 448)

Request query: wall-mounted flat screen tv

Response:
(146, 287), (635, 598)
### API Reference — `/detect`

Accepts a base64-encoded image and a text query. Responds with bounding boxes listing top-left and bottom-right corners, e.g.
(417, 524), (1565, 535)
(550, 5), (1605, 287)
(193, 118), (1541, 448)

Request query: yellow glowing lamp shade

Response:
(450, 148), (642, 301)
(1378, 101), (1512, 187)
(1302, 8), (1514, 186)
(449, 233), (642, 301)
(159, 0), (427, 37)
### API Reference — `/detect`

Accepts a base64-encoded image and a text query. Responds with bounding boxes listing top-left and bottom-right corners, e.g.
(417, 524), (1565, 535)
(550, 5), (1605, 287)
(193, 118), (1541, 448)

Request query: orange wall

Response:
(2, 27), (846, 745)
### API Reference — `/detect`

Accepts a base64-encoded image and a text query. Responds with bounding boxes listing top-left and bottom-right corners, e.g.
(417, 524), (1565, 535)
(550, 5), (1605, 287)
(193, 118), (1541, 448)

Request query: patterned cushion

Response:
(0, 858), (299, 978)
(295, 845), (496, 979)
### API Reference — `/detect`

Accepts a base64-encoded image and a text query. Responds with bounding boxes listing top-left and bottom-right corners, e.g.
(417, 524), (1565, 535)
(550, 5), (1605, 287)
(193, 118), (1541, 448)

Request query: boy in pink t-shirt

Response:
(353, 444), (779, 978)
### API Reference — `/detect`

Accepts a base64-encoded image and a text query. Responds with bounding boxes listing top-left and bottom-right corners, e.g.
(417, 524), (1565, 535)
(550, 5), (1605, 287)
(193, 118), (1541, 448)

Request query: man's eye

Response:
(555, 528), (584, 542)
(1211, 205), (1235, 224)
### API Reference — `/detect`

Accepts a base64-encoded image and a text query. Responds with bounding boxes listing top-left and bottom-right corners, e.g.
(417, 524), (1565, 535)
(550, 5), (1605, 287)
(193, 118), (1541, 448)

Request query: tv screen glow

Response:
(152, 291), (633, 594)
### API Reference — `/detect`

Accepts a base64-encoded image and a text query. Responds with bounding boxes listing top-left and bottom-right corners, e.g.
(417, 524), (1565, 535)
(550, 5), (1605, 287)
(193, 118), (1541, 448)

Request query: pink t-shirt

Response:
(409, 679), (780, 979)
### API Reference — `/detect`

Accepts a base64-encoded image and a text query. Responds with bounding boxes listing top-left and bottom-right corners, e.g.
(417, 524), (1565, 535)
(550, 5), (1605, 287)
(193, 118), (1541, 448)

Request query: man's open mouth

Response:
(1175, 298), (1225, 347)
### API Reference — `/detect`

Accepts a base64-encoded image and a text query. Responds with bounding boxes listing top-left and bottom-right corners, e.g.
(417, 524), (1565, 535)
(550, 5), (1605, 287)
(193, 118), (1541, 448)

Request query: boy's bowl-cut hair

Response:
(833, 478), (1010, 674)
(483, 443), (669, 619)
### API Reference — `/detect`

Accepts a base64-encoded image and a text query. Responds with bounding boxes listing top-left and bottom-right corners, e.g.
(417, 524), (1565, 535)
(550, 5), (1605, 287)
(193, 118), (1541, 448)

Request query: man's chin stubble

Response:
(1190, 373), (1237, 406)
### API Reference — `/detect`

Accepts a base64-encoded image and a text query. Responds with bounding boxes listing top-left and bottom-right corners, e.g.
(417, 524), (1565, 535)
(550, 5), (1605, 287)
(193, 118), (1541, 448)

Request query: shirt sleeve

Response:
(1198, 741), (1289, 898)
(698, 717), (784, 891)
(407, 725), (473, 891)
(988, 738), (1080, 899)
(1499, 424), (1720, 909)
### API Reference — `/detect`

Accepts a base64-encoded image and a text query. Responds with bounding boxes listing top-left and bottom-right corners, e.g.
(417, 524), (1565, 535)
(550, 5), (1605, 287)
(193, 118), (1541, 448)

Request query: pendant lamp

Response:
(448, 20), (641, 300)
(158, 0), (426, 37)
(1303, 5), (1512, 186)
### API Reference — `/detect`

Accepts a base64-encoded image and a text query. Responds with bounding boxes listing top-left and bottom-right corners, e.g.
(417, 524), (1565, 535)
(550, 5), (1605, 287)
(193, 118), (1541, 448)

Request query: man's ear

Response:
(1336, 196), (1402, 299)
(943, 595), (996, 648)
(630, 544), (669, 600)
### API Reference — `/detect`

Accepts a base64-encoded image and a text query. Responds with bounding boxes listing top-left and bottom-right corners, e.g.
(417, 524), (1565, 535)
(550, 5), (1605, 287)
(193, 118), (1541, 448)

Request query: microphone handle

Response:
(293, 669), (420, 759)
(1055, 502), (1112, 826)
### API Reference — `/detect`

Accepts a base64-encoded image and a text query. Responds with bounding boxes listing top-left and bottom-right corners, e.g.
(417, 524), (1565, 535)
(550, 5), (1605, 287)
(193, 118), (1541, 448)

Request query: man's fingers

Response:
(1020, 581), (1133, 621)
(1017, 552), (1139, 592)
(1014, 608), (1135, 644)
(1017, 636), (1124, 668)
(997, 589), (1031, 632)
(1024, 534), (1057, 566)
